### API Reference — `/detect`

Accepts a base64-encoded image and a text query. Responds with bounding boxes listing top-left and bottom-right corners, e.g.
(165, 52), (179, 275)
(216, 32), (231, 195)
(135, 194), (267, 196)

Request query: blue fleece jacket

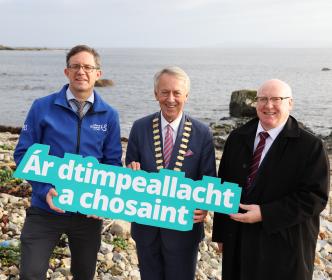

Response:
(14, 84), (122, 212)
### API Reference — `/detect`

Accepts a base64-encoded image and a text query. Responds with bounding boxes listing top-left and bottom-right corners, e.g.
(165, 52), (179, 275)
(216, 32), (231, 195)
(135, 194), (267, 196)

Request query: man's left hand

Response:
(229, 203), (262, 223)
(194, 209), (208, 223)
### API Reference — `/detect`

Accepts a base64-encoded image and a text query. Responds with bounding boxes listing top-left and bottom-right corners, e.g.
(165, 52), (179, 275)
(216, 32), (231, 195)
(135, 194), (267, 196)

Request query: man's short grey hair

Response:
(257, 79), (293, 97)
(154, 66), (190, 93)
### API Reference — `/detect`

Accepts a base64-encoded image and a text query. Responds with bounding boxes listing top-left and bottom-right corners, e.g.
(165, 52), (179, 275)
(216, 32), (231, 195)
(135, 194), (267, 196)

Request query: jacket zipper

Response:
(76, 117), (82, 154)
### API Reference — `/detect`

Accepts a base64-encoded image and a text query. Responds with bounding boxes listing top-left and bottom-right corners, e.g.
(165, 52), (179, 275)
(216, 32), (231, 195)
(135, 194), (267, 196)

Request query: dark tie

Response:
(72, 99), (86, 119)
(163, 124), (174, 167)
(246, 131), (269, 188)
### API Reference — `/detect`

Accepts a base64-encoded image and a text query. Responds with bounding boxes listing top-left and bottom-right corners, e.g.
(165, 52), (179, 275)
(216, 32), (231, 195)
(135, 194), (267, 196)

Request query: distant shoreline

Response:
(0, 44), (65, 51)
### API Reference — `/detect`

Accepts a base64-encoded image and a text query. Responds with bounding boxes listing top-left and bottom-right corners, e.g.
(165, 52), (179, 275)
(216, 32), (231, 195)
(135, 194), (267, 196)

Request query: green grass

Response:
(0, 168), (23, 185)
(111, 237), (128, 250)
(0, 246), (20, 266)
(0, 144), (14, 150)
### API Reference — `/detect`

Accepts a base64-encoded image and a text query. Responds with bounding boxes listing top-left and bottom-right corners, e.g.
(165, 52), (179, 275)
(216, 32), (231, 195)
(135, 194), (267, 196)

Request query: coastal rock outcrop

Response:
(229, 90), (257, 118)
(95, 79), (114, 87)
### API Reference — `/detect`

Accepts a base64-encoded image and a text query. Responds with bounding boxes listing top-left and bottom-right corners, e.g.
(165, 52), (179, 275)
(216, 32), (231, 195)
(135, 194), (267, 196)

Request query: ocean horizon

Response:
(0, 47), (331, 137)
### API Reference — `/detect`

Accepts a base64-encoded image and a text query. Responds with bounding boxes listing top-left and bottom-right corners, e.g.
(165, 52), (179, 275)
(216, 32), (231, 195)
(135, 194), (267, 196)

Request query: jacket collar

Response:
(236, 116), (300, 151)
(237, 116), (300, 137)
(54, 84), (109, 113)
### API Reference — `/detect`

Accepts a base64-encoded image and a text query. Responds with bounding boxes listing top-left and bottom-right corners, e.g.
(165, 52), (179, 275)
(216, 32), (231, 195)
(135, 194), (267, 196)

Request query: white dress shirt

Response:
(254, 120), (287, 165)
(66, 88), (94, 116)
(160, 112), (183, 145)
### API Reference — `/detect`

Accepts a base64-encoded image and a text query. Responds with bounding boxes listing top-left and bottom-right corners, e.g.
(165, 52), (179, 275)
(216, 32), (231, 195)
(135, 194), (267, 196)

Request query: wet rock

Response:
(110, 220), (131, 238)
(229, 90), (257, 118)
(95, 79), (114, 87)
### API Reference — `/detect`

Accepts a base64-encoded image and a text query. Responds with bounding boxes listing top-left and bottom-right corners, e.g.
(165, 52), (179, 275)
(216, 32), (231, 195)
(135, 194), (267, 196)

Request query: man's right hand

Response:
(127, 161), (141, 170)
(46, 188), (65, 213)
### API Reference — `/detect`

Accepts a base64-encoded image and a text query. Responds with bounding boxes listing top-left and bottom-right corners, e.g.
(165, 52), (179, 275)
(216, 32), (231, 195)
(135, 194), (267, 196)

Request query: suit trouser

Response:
(19, 207), (102, 280)
(135, 232), (199, 280)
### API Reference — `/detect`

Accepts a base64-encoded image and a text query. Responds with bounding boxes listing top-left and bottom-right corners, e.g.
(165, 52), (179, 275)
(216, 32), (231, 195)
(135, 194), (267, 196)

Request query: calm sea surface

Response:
(0, 48), (331, 137)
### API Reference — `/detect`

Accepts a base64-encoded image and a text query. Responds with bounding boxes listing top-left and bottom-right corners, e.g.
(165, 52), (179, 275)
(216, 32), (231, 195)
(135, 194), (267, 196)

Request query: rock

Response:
(8, 265), (19, 275)
(61, 257), (71, 268)
(113, 251), (124, 263)
(110, 265), (123, 276)
(50, 271), (66, 280)
(0, 125), (22, 134)
(129, 269), (140, 278)
(229, 90), (257, 117)
(323, 132), (332, 153)
(322, 67), (331, 71)
(100, 241), (114, 254)
(110, 220), (131, 238)
(95, 79), (114, 87)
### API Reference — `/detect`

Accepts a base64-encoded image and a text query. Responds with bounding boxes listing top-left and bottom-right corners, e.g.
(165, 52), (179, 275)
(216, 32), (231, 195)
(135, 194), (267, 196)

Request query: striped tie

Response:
(72, 99), (86, 119)
(246, 131), (269, 188)
(163, 124), (174, 168)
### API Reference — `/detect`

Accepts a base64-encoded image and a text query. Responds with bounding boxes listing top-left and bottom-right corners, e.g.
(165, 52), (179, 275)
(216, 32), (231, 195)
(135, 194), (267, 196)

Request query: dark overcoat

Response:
(212, 116), (330, 280)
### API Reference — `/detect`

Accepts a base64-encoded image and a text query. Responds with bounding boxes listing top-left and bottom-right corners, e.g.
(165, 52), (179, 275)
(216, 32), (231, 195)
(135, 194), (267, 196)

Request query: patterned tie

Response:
(163, 124), (174, 168)
(246, 131), (269, 188)
(72, 99), (86, 119)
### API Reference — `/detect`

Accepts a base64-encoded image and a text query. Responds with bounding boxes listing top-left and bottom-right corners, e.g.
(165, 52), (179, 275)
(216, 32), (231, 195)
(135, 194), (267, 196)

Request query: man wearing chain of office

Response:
(126, 66), (216, 280)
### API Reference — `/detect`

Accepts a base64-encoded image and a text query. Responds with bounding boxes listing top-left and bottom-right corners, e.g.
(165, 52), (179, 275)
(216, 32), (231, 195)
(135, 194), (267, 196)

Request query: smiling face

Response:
(64, 51), (101, 100)
(155, 73), (188, 122)
(256, 79), (293, 130)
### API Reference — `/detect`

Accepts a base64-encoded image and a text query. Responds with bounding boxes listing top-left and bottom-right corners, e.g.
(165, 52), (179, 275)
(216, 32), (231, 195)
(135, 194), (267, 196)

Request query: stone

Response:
(50, 271), (66, 280)
(128, 252), (138, 265)
(61, 257), (71, 268)
(129, 269), (140, 277)
(8, 265), (19, 275)
(229, 90), (257, 117)
(94, 79), (114, 87)
(55, 267), (71, 276)
(113, 251), (124, 262)
(100, 241), (114, 254)
(110, 265), (123, 276)
(110, 220), (131, 238)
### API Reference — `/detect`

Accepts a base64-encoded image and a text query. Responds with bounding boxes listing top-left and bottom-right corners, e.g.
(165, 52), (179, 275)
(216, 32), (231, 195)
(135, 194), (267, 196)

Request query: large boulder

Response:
(229, 90), (257, 117)
(323, 131), (332, 153)
(95, 79), (114, 87)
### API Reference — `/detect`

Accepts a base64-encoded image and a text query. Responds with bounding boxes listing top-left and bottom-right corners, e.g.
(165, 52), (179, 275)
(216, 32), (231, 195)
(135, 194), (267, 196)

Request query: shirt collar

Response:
(256, 120), (287, 140)
(66, 88), (94, 104)
(160, 112), (183, 131)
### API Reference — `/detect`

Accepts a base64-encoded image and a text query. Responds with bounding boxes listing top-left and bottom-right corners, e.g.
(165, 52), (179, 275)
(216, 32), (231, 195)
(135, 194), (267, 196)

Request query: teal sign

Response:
(14, 144), (241, 231)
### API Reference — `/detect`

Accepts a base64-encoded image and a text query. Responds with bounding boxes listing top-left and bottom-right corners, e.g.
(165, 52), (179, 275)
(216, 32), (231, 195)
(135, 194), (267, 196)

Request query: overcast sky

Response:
(1, 0), (332, 48)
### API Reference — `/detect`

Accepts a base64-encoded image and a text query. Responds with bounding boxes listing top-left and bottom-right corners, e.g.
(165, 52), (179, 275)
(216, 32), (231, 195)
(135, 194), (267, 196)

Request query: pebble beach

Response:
(0, 128), (331, 280)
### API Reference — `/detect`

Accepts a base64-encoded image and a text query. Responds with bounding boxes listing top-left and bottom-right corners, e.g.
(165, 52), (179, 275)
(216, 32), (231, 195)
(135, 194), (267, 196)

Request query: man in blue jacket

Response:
(126, 66), (216, 280)
(14, 45), (122, 280)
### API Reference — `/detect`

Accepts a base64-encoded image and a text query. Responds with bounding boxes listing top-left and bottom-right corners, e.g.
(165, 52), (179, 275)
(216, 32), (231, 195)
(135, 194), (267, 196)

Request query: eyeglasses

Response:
(67, 64), (99, 73)
(255, 96), (291, 105)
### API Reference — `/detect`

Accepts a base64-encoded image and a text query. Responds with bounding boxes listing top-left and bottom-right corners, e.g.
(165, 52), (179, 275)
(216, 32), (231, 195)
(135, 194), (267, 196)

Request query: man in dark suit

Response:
(126, 66), (216, 280)
(212, 79), (330, 280)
